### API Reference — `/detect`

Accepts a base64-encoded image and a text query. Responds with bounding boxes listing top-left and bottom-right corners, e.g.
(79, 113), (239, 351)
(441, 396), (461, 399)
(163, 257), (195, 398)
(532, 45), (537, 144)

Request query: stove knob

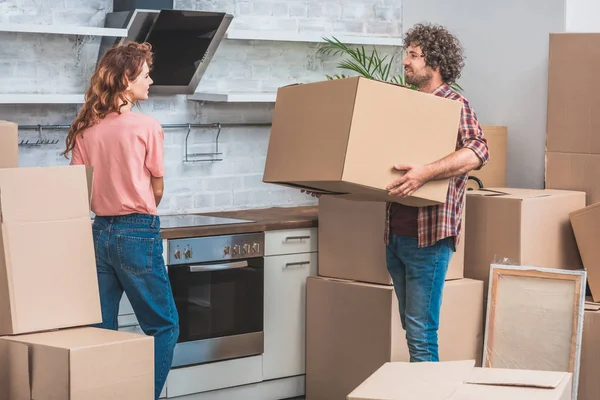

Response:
(252, 243), (260, 254)
(184, 248), (192, 259)
(223, 246), (231, 256)
(233, 244), (241, 256)
(242, 244), (250, 255)
(174, 249), (181, 260)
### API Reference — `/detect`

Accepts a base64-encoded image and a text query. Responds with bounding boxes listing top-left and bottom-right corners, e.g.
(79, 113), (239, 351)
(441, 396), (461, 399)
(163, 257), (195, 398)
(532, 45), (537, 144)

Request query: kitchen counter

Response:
(160, 205), (319, 239)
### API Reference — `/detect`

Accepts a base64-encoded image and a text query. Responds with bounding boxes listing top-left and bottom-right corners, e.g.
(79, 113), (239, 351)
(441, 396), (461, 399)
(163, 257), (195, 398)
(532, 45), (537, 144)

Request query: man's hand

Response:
(301, 189), (322, 198)
(387, 164), (431, 198)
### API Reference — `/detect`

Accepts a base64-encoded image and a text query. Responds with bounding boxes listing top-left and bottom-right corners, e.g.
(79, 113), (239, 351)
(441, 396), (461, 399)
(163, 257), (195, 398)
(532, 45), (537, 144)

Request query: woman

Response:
(62, 42), (179, 399)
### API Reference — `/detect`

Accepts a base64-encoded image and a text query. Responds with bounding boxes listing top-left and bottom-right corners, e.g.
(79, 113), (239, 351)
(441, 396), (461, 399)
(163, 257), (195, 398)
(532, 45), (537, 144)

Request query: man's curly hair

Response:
(403, 23), (465, 84)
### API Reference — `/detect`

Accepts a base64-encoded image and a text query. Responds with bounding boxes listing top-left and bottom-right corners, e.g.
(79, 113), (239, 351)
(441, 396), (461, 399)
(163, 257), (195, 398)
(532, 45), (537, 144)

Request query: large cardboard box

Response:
(577, 303), (600, 400)
(546, 33), (600, 156)
(318, 195), (464, 284)
(0, 327), (154, 400)
(348, 360), (572, 400)
(263, 77), (463, 207)
(306, 277), (483, 400)
(0, 165), (101, 335)
(570, 204), (600, 302)
(467, 125), (507, 189)
(545, 33), (600, 205)
(0, 121), (18, 168)
(465, 188), (585, 296)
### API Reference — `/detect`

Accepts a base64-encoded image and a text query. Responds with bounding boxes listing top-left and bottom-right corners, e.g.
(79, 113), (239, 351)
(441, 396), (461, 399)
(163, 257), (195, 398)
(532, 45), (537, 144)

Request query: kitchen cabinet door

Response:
(263, 252), (317, 380)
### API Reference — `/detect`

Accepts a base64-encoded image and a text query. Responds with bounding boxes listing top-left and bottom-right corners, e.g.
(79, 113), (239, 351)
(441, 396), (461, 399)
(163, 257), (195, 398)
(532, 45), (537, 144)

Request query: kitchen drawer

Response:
(264, 228), (318, 256)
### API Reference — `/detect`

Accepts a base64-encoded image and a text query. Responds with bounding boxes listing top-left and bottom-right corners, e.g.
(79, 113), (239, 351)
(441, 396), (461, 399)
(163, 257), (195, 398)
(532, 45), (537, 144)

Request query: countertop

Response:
(160, 206), (319, 239)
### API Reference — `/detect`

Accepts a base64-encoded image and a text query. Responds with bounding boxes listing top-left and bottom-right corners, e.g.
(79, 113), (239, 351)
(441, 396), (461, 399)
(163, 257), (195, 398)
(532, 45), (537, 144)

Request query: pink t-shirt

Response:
(70, 111), (165, 216)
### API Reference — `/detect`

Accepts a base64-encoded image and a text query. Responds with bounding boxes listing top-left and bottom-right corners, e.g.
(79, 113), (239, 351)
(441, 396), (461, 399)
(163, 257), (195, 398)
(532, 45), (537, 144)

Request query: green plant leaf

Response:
(320, 35), (465, 93)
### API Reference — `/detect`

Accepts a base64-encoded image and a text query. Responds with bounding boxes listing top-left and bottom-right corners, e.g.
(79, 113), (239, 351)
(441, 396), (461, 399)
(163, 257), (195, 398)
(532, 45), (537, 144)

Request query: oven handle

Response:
(188, 260), (249, 272)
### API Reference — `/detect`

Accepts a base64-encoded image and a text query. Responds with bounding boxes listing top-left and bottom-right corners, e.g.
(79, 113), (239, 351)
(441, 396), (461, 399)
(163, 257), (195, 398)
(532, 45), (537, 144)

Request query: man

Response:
(385, 22), (489, 362)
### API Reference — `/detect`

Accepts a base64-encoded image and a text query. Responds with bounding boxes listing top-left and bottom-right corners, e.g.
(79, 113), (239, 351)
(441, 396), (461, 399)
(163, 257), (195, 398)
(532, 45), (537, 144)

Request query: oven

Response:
(166, 232), (265, 368)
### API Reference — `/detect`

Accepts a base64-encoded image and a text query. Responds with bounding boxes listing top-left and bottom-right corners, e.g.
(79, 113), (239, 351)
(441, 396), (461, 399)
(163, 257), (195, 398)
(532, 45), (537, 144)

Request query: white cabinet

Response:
(263, 228), (318, 381)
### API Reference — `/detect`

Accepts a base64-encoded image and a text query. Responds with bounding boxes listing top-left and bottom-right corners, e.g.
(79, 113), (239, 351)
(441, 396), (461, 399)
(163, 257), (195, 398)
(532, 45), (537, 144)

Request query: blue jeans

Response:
(386, 234), (453, 362)
(92, 214), (179, 400)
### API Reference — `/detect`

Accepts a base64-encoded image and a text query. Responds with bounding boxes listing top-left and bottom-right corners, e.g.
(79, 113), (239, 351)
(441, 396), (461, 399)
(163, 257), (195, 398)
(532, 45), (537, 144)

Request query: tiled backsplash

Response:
(0, 0), (402, 215)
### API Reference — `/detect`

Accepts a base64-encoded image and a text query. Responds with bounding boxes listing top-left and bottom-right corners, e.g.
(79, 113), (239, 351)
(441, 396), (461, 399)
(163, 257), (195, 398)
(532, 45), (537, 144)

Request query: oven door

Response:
(168, 257), (264, 368)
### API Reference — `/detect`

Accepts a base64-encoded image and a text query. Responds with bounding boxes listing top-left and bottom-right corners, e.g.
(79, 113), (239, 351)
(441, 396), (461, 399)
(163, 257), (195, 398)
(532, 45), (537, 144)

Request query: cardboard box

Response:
(464, 188), (585, 296)
(468, 125), (507, 189)
(570, 204), (600, 302)
(263, 77), (463, 207)
(348, 360), (572, 400)
(0, 165), (101, 335)
(546, 152), (600, 206)
(578, 303), (600, 400)
(0, 121), (18, 169)
(0, 327), (154, 400)
(306, 277), (483, 400)
(546, 33), (600, 156)
(318, 195), (464, 284)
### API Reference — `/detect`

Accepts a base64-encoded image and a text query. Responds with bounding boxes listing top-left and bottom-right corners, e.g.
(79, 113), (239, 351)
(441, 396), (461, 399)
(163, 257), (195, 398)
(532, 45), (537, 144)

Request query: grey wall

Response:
(1, 0), (402, 214)
(403, 0), (566, 189)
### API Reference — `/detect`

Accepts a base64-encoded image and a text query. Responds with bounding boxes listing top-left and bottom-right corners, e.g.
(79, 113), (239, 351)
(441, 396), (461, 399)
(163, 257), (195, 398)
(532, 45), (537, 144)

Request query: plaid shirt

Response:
(384, 83), (489, 249)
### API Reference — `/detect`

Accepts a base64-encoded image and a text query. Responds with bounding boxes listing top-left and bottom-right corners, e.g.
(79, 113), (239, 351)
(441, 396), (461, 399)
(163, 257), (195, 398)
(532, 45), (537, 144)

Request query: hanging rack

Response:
(18, 125), (60, 146)
(183, 123), (224, 163)
(17, 123), (272, 159)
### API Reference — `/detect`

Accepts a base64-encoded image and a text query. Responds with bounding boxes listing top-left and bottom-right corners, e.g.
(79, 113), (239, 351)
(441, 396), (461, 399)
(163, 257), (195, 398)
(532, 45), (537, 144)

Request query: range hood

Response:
(99, 9), (233, 95)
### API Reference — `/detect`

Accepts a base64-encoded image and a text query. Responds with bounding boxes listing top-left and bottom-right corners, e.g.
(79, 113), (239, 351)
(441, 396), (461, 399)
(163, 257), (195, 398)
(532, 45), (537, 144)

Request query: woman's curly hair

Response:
(61, 42), (153, 158)
(403, 23), (465, 84)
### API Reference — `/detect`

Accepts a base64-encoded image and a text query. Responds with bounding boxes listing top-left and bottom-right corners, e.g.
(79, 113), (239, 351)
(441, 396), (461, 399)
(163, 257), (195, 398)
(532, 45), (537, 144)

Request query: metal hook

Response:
(184, 124), (192, 163)
(215, 123), (222, 155)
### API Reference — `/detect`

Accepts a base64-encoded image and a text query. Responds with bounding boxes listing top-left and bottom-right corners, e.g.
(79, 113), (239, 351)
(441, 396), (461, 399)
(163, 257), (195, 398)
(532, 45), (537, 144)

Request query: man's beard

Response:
(405, 70), (433, 88)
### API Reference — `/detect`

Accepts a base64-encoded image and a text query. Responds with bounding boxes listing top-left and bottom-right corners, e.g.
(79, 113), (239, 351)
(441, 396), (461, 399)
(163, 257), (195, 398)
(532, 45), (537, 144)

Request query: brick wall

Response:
(0, 0), (402, 214)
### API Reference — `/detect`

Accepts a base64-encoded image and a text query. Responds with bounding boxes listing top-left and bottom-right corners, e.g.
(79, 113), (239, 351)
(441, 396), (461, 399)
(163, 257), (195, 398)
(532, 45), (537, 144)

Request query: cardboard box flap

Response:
(466, 188), (513, 197)
(584, 297), (600, 311)
(585, 302), (600, 311)
(467, 188), (552, 199)
(0, 165), (90, 222)
(347, 360), (476, 400)
(307, 275), (393, 290)
(6, 327), (143, 349)
(569, 201), (600, 219)
(465, 368), (566, 389)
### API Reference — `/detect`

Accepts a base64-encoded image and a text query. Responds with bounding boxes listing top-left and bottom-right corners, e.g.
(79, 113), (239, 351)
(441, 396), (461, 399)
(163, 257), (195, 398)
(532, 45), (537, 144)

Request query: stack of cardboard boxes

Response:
(306, 195), (484, 400)
(263, 78), (492, 399)
(544, 32), (600, 400)
(0, 121), (154, 400)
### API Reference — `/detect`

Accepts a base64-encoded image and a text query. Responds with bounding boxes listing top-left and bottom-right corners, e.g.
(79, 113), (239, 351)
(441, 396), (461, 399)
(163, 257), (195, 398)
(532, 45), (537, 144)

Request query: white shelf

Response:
(0, 94), (85, 104)
(0, 23), (127, 37)
(225, 30), (402, 46)
(188, 92), (277, 103)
